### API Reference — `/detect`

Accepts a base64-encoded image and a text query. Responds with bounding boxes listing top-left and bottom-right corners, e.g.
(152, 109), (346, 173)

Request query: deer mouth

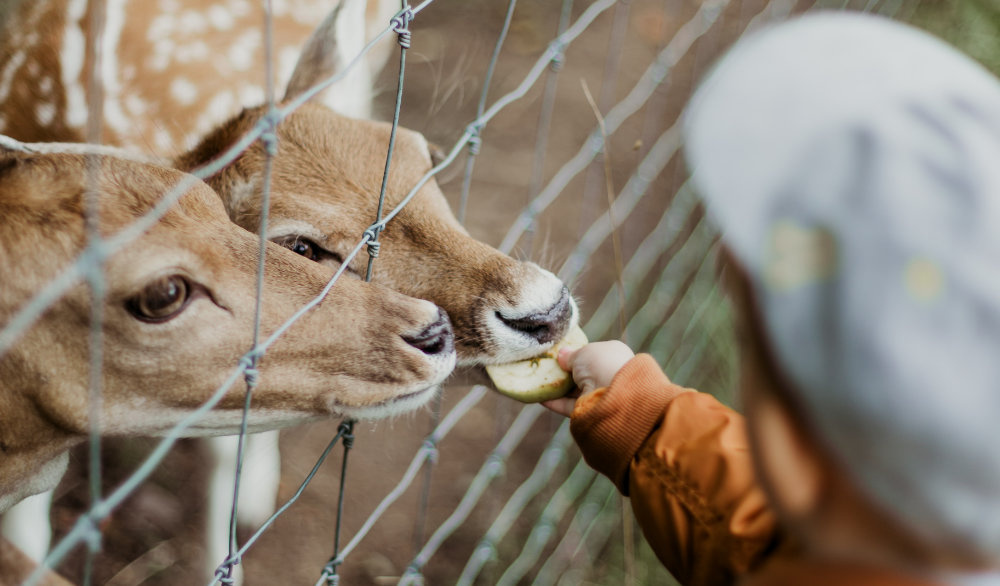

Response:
(472, 285), (579, 366)
(333, 382), (443, 421)
(402, 308), (455, 357)
(494, 287), (573, 346)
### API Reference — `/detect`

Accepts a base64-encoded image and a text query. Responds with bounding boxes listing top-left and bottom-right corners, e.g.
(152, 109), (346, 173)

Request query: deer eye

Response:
(126, 276), (191, 322)
(277, 236), (320, 262)
(273, 236), (348, 268)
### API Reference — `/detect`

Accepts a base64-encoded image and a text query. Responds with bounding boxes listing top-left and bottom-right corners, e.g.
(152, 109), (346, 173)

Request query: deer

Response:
(0, 0), (578, 581)
(0, 141), (457, 583)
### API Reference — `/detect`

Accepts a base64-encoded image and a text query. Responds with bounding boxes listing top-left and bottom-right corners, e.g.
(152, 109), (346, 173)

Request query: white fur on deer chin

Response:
(100, 408), (322, 437)
(327, 383), (444, 421)
(320, 346), (456, 420)
(101, 377), (452, 435)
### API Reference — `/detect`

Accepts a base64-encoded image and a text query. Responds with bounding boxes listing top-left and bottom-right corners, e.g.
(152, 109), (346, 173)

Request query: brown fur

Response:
(0, 4), (575, 574)
(0, 150), (453, 511)
(0, 0), (575, 366)
(177, 103), (567, 362)
(0, 2), (86, 145)
(0, 0), (398, 153)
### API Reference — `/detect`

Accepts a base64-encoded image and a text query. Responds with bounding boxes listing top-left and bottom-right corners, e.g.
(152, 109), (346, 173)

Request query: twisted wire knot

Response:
(260, 110), (281, 156)
(486, 453), (506, 477)
(422, 439), (439, 464)
(243, 367), (260, 388)
(396, 29), (412, 49)
(550, 52), (565, 72)
(364, 226), (382, 258)
(549, 40), (567, 72)
(213, 565), (233, 585)
(466, 124), (484, 156)
(476, 540), (498, 561)
(82, 513), (103, 553)
(467, 135), (482, 156)
(391, 6), (414, 49)
(239, 355), (260, 387)
(400, 567), (425, 586)
(214, 553), (242, 584)
(339, 420), (355, 450)
(80, 239), (110, 276)
(321, 559), (343, 585)
(261, 132), (279, 157)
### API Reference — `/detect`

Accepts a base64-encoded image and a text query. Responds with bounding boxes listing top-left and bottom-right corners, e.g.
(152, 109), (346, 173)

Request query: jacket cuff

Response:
(569, 354), (691, 494)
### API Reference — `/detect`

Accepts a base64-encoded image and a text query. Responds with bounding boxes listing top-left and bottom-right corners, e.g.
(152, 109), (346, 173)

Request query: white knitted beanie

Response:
(685, 12), (1000, 560)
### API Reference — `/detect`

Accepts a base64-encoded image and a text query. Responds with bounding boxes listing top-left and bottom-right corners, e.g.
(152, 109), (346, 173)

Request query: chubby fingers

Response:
(541, 395), (576, 418)
(544, 341), (635, 419)
(557, 345), (578, 372)
(567, 341), (635, 392)
(541, 348), (580, 418)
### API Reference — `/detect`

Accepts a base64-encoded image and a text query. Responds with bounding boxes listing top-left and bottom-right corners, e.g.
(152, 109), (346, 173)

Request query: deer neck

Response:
(0, 415), (76, 515)
(0, 451), (70, 515)
(0, 363), (79, 514)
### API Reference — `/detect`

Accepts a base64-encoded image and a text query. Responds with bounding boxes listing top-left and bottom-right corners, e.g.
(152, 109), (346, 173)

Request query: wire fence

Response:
(0, 0), (932, 583)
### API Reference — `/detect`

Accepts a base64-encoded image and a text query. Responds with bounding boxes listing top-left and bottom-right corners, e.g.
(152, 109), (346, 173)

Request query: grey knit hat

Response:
(684, 12), (1000, 559)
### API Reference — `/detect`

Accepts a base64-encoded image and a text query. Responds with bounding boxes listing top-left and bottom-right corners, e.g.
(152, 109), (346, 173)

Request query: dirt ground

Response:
(39, 0), (798, 583)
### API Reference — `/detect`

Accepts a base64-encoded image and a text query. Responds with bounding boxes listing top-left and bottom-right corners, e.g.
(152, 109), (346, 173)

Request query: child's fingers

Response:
(541, 396), (575, 418)
(546, 342), (635, 419)
(570, 341), (635, 390)
(542, 383), (582, 418)
(557, 346), (577, 371)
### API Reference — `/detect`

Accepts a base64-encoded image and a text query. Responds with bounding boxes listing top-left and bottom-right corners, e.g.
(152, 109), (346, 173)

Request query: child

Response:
(545, 13), (1000, 586)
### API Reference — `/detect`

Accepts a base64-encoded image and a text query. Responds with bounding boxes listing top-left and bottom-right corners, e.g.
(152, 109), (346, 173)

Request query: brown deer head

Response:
(0, 147), (456, 511)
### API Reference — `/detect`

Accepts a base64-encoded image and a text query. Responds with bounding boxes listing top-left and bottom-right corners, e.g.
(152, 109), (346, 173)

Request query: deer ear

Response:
(282, 0), (373, 118)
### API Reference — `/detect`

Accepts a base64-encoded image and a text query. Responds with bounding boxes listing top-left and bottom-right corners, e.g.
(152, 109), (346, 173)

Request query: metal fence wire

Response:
(0, 0), (935, 583)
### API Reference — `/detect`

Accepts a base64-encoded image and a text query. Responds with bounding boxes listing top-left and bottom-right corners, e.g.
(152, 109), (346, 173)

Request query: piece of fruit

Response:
(485, 325), (588, 403)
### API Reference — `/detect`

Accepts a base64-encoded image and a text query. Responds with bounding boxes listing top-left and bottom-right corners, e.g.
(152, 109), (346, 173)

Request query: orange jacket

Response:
(569, 354), (943, 586)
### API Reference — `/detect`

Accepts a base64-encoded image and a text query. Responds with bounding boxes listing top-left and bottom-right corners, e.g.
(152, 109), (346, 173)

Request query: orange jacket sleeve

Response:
(570, 354), (779, 586)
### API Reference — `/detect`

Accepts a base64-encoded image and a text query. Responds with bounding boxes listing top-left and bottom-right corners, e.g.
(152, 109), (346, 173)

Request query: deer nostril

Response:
(403, 308), (454, 356)
(497, 287), (572, 345)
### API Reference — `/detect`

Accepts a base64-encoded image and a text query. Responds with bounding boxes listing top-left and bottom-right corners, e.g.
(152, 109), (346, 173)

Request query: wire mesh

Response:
(10, 2), (433, 583)
(0, 0), (960, 583)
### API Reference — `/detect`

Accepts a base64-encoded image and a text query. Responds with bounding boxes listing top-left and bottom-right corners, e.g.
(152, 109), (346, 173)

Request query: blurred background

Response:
(36, 0), (1000, 584)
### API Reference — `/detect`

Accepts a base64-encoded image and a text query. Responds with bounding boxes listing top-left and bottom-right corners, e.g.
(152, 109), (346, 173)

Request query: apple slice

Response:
(485, 325), (589, 403)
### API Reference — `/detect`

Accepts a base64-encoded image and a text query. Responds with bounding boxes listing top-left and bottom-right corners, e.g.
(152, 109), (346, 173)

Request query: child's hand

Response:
(542, 341), (635, 417)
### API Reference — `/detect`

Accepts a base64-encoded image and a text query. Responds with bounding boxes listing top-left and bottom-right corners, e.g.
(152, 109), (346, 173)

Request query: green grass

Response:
(907, 0), (1000, 75)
